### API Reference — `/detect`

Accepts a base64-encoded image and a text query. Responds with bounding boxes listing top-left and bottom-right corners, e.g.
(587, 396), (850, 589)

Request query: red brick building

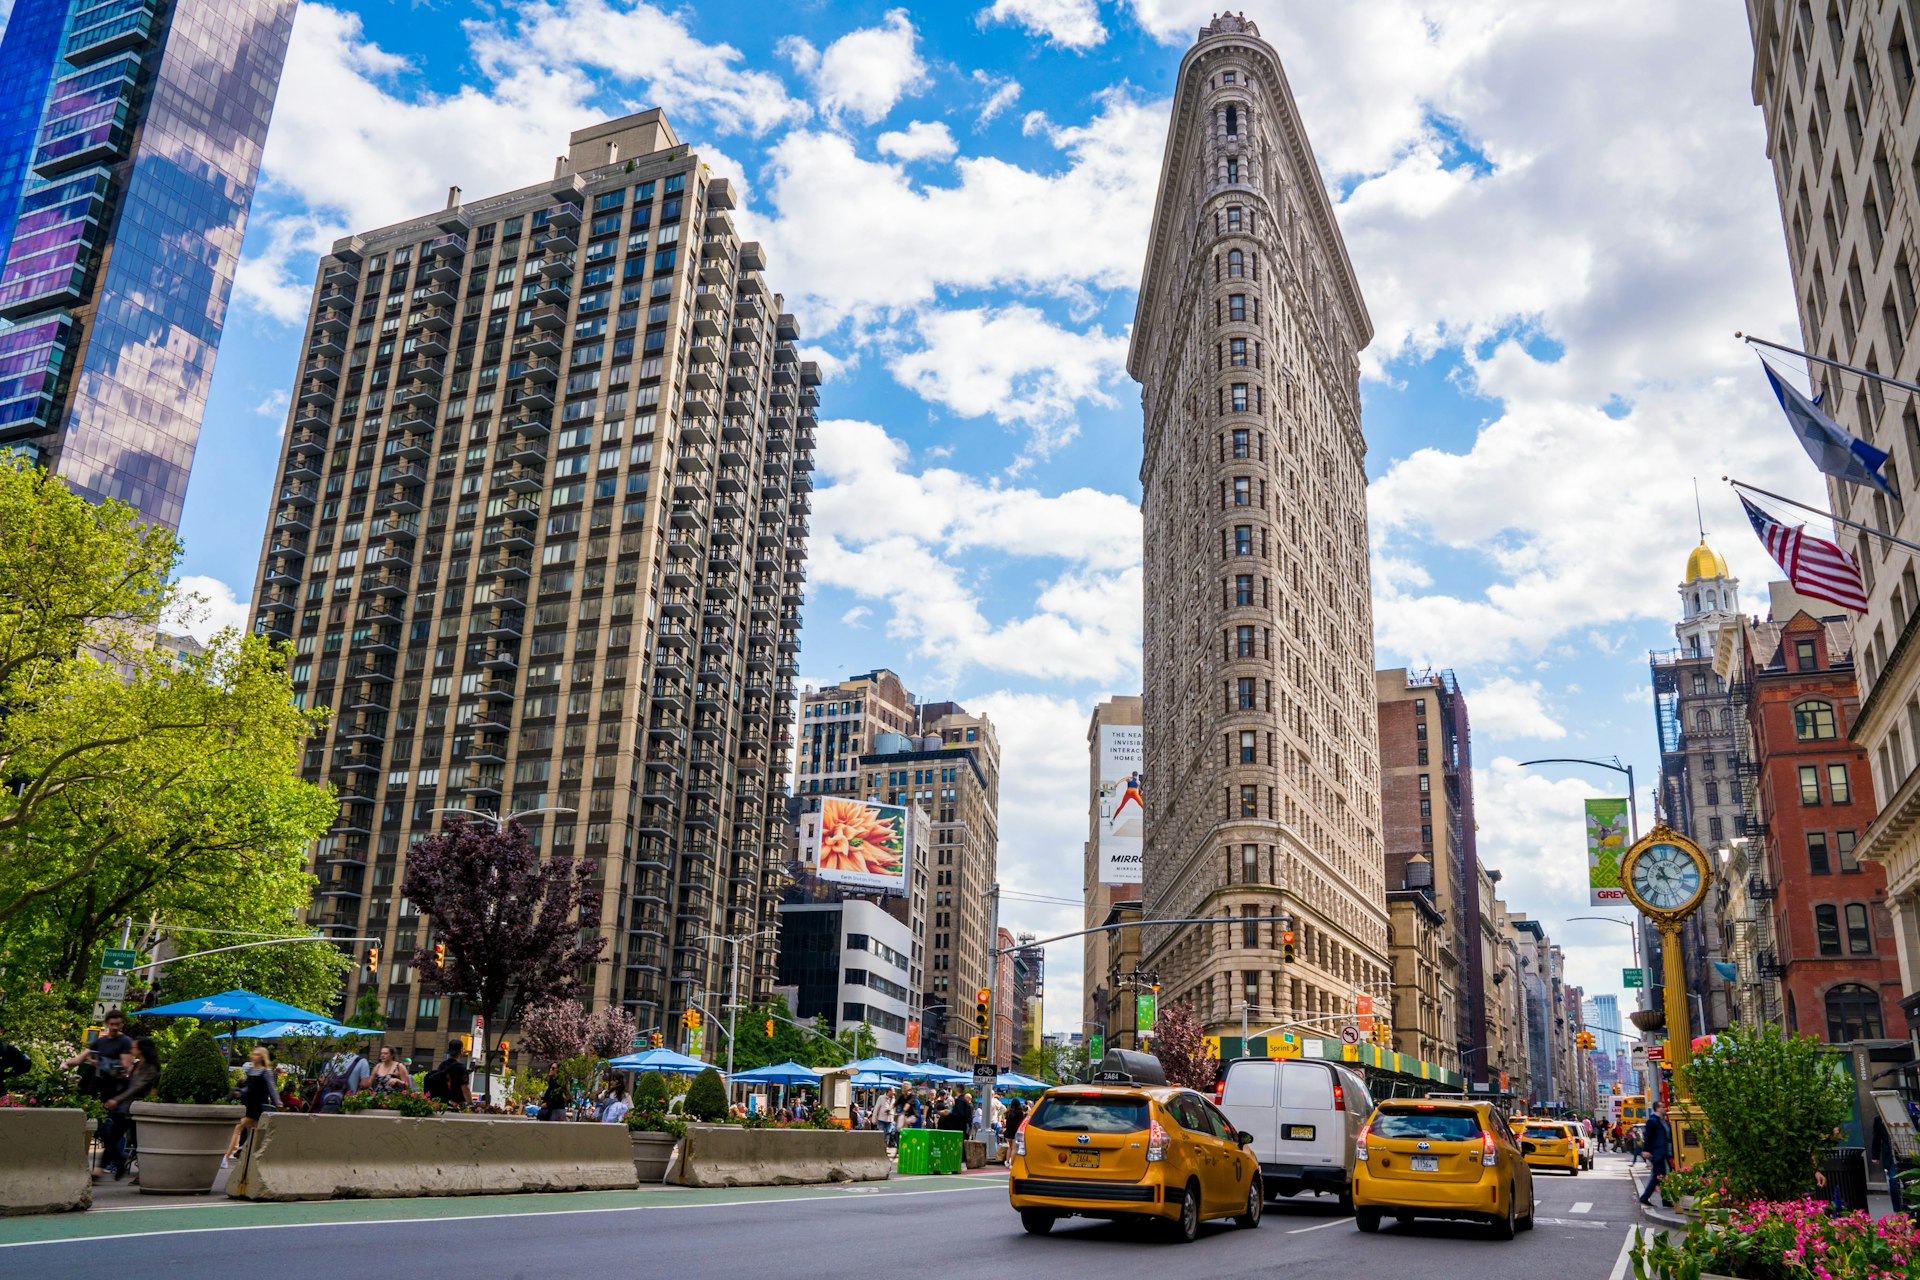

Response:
(1741, 611), (1902, 1042)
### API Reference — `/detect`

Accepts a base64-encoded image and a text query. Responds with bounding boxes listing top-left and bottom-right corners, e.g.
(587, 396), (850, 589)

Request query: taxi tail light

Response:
(1013, 1115), (1028, 1157)
(1146, 1120), (1170, 1163)
(1480, 1129), (1498, 1167)
(1355, 1122), (1370, 1163)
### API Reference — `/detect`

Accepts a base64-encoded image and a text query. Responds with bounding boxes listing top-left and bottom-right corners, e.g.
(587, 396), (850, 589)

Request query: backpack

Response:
(316, 1055), (363, 1113)
(422, 1063), (453, 1102)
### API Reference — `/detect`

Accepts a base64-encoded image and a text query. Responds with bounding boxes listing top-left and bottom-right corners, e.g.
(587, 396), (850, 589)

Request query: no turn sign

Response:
(1339, 1024), (1360, 1045)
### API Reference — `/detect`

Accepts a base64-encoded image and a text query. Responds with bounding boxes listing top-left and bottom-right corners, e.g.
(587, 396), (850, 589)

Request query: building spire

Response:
(1694, 476), (1706, 544)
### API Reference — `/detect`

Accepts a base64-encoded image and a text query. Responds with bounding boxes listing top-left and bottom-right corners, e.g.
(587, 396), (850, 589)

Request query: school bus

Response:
(1612, 1094), (1647, 1127)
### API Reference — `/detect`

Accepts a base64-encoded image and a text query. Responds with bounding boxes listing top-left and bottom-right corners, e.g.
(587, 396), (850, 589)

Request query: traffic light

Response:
(457, 1034), (471, 1056)
(366, 942), (380, 975)
(681, 1008), (702, 1031)
(1611, 1082), (1621, 1096)
(499, 1039), (511, 1070)
(975, 986), (991, 1034)
(969, 1035), (985, 1058)
(650, 1030), (664, 1048)
(433, 940), (446, 967)
(1281, 931), (1296, 963)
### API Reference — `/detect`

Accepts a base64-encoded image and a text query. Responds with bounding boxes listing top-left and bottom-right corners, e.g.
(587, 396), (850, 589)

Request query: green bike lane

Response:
(0, 1172), (1010, 1249)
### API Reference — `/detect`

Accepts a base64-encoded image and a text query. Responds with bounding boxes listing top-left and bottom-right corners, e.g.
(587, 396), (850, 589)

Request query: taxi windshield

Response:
(1370, 1109), (1481, 1141)
(1028, 1096), (1150, 1134)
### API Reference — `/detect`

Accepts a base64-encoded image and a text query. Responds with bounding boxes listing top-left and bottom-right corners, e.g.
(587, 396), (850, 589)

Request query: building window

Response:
(1235, 625), (1256, 657)
(1815, 904), (1842, 955)
(1242, 907), (1259, 947)
(1800, 764), (1822, 804)
(1846, 903), (1873, 954)
(1837, 830), (1859, 872)
(1225, 104), (1239, 136)
(1827, 763), (1851, 803)
(1229, 337), (1248, 365)
(1231, 384), (1249, 412)
(1421, 824), (1433, 845)
(1236, 677), (1256, 709)
(1231, 428), (1250, 457)
(1226, 157), (1240, 184)
(1705, 780), (1719, 805)
(1709, 815), (1723, 841)
(1234, 575), (1254, 606)
(1239, 730), (1257, 763)
(1808, 831), (1831, 874)
(1692, 674), (1707, 695)
(1239, 785), (1258, 817)
(1795, 700), (1838, 740)
(1232, 476), (1251, 505)
(1795, 638), (1818, 671)
(1227, 248), (1244, 276)
(1826, 983), (1884, 1041)
(1234, 526), (1252, 556)
(1228, 294), (1246, 321)
(1418, 774), (1430, 793)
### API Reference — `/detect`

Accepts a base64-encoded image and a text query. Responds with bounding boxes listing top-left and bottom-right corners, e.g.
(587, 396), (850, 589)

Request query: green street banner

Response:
(1585, 798), (1630, 906)
(1087, 1032), (1104, 1060)
(1136, 991), (1156, 1037)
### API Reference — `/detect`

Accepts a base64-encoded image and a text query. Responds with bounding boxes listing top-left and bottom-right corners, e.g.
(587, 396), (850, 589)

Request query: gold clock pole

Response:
(1619, 825), (1712, 1167)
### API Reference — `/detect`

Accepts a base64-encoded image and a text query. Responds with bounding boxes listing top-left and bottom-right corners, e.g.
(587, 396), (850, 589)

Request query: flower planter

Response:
(631, 1131), (675, 1183)
(361, 1109), (401, 1119)
(130, 1101), (244, 1195)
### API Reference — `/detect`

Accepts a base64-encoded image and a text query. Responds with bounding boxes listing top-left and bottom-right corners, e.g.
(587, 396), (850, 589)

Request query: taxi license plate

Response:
(1066, 1151), (1100, 1168)
(1411, 1156), (1440, 1173)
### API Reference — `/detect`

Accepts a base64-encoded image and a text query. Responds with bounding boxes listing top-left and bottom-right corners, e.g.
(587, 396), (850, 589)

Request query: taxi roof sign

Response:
(1092, 1048), (1166, 1086)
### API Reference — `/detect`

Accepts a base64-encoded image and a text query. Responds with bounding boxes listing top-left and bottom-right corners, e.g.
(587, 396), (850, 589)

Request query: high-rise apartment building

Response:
(1082, 695), (1143, 1051)
(795, 668), (917, 796)
(248, 110), (815, 1057)
(1130, 12), (1389, 1040)
(1745, 1), (1920, 1043)
(0, 0), (297, 526)
(1375, 668), (1480, 1074)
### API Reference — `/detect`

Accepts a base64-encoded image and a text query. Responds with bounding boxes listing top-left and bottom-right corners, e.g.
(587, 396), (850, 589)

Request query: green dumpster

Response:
(929, 1129), (963, 1174)
(897, 1128), (934, 1175)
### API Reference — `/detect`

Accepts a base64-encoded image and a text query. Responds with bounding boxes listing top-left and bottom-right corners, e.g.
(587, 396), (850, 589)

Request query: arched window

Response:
(1825, 983), (1883, 1042)
(1794, 700), (1838, 740)
(1228, 249), (1244, 277)
(1693, 591), (1702, 612)
(1706, 591), (1716, 609)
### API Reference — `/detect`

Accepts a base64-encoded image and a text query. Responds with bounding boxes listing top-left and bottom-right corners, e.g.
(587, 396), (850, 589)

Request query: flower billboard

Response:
(812, 796), (911, 895)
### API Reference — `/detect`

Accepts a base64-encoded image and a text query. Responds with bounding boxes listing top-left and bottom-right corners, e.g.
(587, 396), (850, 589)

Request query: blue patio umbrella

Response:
(217, 1019), (380, 1040)
(842, 1055), (915, 1077)
(605, 1047), (714, 1074)
(896, 1061), (972, 1084)
(731, 1061), (821, 1087)
(995, 1072), (1049, 1092)
(138, 989), (331, 1024)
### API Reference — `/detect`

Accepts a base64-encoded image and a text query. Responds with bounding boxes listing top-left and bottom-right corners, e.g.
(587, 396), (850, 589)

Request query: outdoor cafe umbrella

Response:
(730, 1061), (821, 1088)
(995, 1072), (1049, 1092)
(604, 1047), (714, 1074)
(896, 1061), (972, 1084)
(843, 1055), (915, 1077)
(216, 1019), (380, 1040)
(139, 989), (332, 1025)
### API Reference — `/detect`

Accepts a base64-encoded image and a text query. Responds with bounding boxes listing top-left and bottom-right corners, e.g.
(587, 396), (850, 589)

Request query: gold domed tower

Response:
(1677, 540), (1739, 657)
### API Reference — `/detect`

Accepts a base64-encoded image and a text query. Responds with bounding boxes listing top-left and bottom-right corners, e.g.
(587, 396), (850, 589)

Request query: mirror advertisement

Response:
(1097, 724), (1145, 885)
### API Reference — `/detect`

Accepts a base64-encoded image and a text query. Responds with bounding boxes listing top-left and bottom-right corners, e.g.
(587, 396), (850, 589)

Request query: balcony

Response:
(417, 306), (453, 332)
(398, 357), (445, 385)
(515, 382), (555, 412)
(469, 733), (508, 763)
(394, 380), (439, 409)
(425, 231), (467, 260)
(546, 201), (582, 231)
(411, 331), (448, 359)
(389, 431), (431, 461)
(530, 305), (568, 331)
(538, 254), (575, 280)
(536, 278), (571, 308)
(484, 554), (531, 580)
(297, 379), (336, 408)
(272, 506), (311, 534)
(524, 329), (562, 359)
(474, 677), (516, 702)
(339, 747), (381, 773)
(543, 223), (577, 253)
(418, 284), (456, 310)
(480, 645), (519, 672)
(519, 357), (559, 385)
(363, 568), (410, 596)
(313, 306), (351, 334)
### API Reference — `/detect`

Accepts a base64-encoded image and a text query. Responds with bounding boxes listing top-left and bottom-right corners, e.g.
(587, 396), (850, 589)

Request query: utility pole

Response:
(982, 881), (1000, 1160)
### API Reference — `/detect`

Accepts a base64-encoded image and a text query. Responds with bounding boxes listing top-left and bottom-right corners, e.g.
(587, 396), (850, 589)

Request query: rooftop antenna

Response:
(1693, 477), (1706, 543)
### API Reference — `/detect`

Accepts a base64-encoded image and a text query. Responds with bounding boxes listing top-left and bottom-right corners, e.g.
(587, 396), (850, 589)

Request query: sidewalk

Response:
(1628, 1166), (1898, 1228)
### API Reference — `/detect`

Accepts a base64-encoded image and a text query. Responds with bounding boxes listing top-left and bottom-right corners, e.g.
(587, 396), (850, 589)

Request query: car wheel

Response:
(1335, 1187), (1356, 1216)
(1235, 1177), (1263, 1229)
(1171, 1182), (1201, 1244)
(1488, 1184), (1517, 1240)
(1355, 1207), (1382, 1233)
(1020, 1210), (1056, 1236)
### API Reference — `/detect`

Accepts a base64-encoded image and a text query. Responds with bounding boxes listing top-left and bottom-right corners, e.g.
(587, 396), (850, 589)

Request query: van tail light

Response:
(1332, 1083), (1345, 1111)
(1014, 1116), (1028, 1157)
(1481, 1130), (1498, 1167)
(1214, 1078), (1225, 1105)
(1356, 1122), (1371, 1163)
(1146, 1120), (1170, 1163)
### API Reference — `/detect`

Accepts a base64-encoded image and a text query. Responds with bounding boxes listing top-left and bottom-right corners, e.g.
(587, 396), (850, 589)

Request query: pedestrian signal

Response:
(1281, 931), (1296, 963)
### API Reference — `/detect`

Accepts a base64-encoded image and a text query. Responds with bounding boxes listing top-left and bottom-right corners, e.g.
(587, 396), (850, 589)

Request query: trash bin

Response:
(896, 1128), (933, 1175)
(1823, 1147), (1869, 1214)
(929, 1129), (963, 1174)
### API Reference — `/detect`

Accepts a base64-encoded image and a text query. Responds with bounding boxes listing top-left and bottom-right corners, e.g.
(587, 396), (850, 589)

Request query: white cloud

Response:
(780, 9), (926, 126)
(971, 70), (1023, 125)
(890, 305), (1130, 453)
(876, 120), (958, 163)
(840, 605), (873, 628)
(169, 575), (252, 643)
(979, 0), (1107, 50)
(1465, 676), (1566, 741)
(252, 389), (290, 418)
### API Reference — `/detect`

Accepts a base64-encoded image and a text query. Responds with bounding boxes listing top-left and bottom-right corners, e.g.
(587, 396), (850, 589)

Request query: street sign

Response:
(972, 1063), (996, 1083)
(1647, 1045), (1665, 1062)
(1202, 1035), (1221, 1061)
(102, 949), (136, 972)
(1339, 1024), (1360, 1045)
(96, 972), (128, 1003)
(1623, 967), (1645, 989)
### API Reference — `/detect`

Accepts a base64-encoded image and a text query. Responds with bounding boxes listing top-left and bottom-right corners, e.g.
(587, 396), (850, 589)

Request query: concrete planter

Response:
(675, 1124), (891, 1187)
(631, 1130), (675, 1183)
(0, 1108), (92, 1215)
(130, 1101), (244, 1195)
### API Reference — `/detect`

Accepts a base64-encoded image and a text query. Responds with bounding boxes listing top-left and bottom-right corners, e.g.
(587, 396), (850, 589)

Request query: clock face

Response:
(1629, 842), (1704, 913)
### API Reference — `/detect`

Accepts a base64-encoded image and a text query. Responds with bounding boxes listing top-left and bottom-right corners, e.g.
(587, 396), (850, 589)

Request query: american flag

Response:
(1739, 495), (1868, 612)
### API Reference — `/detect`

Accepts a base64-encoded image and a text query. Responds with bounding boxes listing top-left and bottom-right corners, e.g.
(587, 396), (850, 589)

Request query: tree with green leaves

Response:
(0, 461), (335, 990)
(1683, 1022), (1855, 1202)
(149, 927), (351, 1019)
(1018, 1041), (1077, 1083)
(683, 1067), (728, 1122)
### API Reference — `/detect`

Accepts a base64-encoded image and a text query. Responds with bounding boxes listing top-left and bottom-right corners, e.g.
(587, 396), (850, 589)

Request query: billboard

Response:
(1097, 724), (1145, 884)
(1585, 798), (1630, 906)
(810, 796), (911, 895)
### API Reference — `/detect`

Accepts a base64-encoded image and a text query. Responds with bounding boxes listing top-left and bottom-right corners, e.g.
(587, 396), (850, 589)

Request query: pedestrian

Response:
(874, 1088), (896, 1148)
(600, 1084), (631, 1125)
(315, 1041), (370, 1112)
(64, 1008), (131, 1100)
(1002, 1095), (1027, 1165)
(537, 1065), (568, 1121)
(223, 1047), (278, 1168)
(423, 1040), (471, 1108)
(0, 1020), (30, 1092)
(368, 1045), (409, 1094)
(95, 1036), (159, 1182)
(1638, 1102), (1674, 1206)
(948, 1090), (975, 1135)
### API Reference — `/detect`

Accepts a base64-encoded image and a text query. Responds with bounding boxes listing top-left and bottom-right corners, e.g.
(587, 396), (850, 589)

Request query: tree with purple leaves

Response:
(400, 818), (607, 1092)
(1151, 1000), (1218, 1091)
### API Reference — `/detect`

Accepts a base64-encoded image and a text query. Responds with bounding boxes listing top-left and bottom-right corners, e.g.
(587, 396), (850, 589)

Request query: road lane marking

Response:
(0, 1181), (1008, 1250)
(1284, 1219), (1351, 1234)
(1572, 1202), (1593, 1214)
(1534, 1218), (1610, 1229)
(1608, 1227), (1640, 1280)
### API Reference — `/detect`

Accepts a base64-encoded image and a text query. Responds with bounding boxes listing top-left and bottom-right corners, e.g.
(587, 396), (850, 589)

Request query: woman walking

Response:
(223, 1047), (278, 1168)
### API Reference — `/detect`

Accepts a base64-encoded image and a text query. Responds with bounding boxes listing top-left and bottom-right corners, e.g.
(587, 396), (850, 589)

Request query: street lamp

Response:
(1516, 756), (1639, 838)
(695, 927), (777, 1077)
(426, 805), (577, 829)
(917, 1002), (950, 1065)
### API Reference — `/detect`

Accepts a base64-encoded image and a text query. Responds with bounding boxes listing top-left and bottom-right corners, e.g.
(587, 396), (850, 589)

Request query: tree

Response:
(400, 819), (606, 1083)
(1019, 1041), (1077, 1083)
(585, 1004), (638, 1059)
(1683, 1022), (1855, 1202)
(149, 928), (351, 1019)
(683, 1066), (727, 1121)
(833, 1021), (878, 1062)
(1151, 1000), (1216, 1090)
(517, 999), (591, 1067)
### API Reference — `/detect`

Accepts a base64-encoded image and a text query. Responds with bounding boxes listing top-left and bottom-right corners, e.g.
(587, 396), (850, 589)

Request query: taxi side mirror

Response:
(1236, 1130), (1255, 1146)
(1521, 1141), (1537, 1155)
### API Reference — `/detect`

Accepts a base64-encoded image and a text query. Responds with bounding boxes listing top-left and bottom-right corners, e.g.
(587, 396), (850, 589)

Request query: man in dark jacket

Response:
(1639, 1102), (1675, 1206)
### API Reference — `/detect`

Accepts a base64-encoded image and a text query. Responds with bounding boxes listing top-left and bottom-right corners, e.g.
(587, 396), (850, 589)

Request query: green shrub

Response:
(1682, 1022), (1853, 1203)
(154, 1029), (232, 1105)
(634, 1071), (668, 1107)
(682, 1067), (727, 1122)
(627, 1104), (685, 1139)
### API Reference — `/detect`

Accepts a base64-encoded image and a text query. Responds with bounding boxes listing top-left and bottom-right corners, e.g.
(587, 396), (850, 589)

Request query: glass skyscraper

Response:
(0, 0), (298, 528)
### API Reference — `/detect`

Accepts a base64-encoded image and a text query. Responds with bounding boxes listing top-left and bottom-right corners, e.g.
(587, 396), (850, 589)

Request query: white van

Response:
(1217, 1058), (1373, 1210)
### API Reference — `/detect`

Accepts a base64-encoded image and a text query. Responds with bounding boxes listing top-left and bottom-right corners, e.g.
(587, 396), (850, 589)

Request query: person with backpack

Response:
(536, 1065), (568, 1121)
(423, 1040), (471, 1109)
(314, 1043), (370, 1113)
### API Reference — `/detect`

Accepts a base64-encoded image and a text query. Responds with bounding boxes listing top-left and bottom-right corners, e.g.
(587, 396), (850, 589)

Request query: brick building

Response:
(1738, 609), (1901, 1042)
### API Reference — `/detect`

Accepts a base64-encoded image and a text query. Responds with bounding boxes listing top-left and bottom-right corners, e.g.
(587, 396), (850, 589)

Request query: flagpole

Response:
(1724, 476), (1920, 555)
(1737, 331), (1920, 398)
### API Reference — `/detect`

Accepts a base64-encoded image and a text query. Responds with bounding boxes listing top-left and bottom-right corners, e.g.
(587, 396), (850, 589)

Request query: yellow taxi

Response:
(1518, 1120), (1582, 1175)
(1353, 1097), (1536, 1239)
(1010, 1052), (1263, 1243)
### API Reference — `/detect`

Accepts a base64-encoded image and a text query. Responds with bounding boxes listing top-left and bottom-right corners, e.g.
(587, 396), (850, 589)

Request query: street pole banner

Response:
(1585, 798), (1630, 905)
(1135, 990), (1156, 1037)
(1097, 724), (1144, 885)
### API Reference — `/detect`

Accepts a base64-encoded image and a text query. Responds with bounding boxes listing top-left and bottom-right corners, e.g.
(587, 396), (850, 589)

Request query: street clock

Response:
(1619, 825), (1711, 924)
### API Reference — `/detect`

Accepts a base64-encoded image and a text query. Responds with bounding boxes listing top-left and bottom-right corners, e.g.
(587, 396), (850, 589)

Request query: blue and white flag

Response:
(1759, 356), (1896, 496)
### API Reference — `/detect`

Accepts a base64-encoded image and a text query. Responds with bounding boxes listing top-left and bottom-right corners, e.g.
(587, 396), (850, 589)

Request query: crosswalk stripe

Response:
(1572, 1202), (1593, 1214)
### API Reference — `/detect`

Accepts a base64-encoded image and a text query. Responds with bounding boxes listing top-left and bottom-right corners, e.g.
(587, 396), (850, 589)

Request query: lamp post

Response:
(426, 804), (577, 829)
(695, 928), (777, 1078)
(1516, 757), (1638, 839)
(917, 1002), (950, 1065)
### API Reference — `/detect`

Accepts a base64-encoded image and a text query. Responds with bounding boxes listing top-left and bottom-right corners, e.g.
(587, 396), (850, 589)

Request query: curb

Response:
(1630, 1169), (1692, 1229)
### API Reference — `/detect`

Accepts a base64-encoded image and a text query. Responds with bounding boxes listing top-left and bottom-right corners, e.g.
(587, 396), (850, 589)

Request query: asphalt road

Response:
(4, 1153), (1650, 1278)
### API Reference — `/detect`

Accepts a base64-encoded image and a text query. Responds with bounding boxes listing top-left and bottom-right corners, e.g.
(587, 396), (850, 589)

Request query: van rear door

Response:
(1277, 1063), (1342, 1172)
(1219, 1060), (1282, 1163)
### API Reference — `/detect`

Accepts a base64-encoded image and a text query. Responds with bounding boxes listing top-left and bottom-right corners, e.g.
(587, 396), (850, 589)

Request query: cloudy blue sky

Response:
(159, 0), (1826, 1033)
